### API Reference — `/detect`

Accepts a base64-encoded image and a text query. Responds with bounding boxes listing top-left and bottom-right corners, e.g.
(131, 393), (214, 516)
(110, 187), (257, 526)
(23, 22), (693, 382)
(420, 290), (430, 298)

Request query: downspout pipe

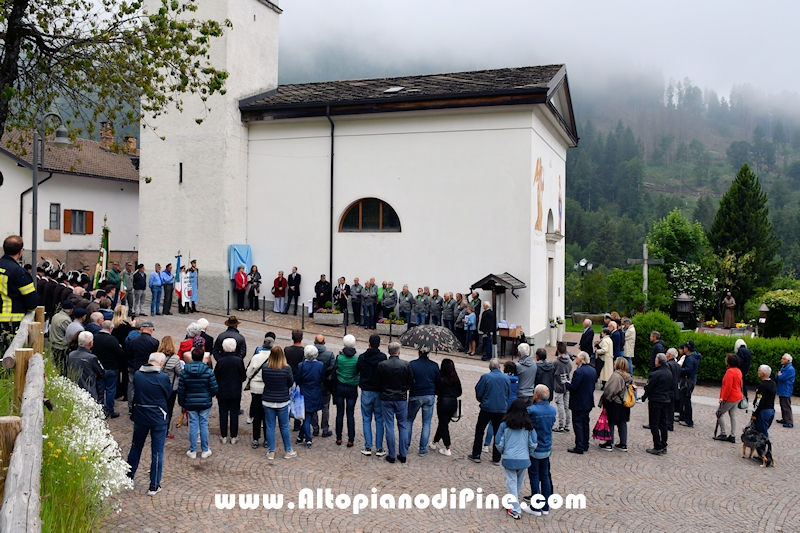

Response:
(327, 106), (334, 285)
(20, 172), (54, 237)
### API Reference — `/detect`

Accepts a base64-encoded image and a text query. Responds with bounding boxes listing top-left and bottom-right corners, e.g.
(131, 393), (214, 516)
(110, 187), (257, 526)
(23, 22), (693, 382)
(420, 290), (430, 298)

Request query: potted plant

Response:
(705, 318), (718, 328)
(376, 314), (406, 335)
(549, 318), (558, 346)
(556, 316), (565, 342)
(313, 301), (345, 326)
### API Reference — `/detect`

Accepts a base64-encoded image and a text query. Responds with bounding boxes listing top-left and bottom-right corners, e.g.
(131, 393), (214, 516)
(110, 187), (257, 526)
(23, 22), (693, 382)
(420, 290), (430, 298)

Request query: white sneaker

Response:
(219, 436), (228, 444)
(201, 449), (212, 459)
(438, 447), (451, 456)
(230, 437), (238, 445)
(284, 450), (297, 459)
(482, 445), (490, 453)
(186, 450), (197, 459)
(267, 451), (275, 460)
(428, 443), (438, 451)
(246, 416), (254, 424)
(521, 505), (541, 516)
(147, 486), (162, 496)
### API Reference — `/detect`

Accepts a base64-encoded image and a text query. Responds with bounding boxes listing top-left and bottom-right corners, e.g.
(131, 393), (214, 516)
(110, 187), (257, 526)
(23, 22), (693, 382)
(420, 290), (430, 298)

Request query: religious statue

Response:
(557, 174), (563, 234)
(722, 292), (736, 329)
(534, 157), (544, 232)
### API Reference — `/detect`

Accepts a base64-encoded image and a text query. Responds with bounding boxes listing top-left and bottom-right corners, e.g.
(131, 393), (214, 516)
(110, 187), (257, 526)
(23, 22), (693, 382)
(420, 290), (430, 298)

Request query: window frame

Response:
(71, 209), (86, 235)
(339, 198), (401, 233)
(49, 203), (61, 230)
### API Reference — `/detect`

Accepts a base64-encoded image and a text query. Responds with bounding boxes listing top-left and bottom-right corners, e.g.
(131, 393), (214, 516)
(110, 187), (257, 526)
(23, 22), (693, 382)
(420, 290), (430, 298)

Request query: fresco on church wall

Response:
(558, 174), (563, 234)
(533, 157), (544, 233)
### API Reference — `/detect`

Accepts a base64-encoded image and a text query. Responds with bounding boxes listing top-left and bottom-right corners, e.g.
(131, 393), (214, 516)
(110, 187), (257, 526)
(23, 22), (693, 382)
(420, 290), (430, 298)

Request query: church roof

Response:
(0, 131), (139, 182)
(240, 65), (578, 145)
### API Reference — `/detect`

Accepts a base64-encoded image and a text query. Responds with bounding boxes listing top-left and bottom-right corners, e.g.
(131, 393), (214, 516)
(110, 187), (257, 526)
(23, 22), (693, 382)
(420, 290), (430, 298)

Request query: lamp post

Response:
(31, 113), (73, 268)
(573, 258), (593, 312)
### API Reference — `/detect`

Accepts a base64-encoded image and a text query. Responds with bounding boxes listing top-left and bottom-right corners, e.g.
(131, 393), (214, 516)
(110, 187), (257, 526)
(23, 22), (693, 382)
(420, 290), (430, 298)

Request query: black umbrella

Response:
(398, 325), (463, 353)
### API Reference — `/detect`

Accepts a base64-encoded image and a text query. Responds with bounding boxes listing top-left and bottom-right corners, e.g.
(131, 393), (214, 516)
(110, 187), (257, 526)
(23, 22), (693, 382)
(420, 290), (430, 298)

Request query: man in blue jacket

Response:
(148, 263), (163, 316)
(678, 341), (701, 428)
(565, 352), (597, 454)
(179, 347), (219, 459)
(127, 352), (171, 496)
(468, 358), (510, 464)
(525, 385), (557, 515)
(776, 353), (795, 428)
(406, 346), (440, 456)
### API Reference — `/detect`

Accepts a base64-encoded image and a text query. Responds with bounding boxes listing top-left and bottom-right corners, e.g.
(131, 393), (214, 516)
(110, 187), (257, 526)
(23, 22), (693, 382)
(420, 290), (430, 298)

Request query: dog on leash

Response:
(741, 424), (774, 468)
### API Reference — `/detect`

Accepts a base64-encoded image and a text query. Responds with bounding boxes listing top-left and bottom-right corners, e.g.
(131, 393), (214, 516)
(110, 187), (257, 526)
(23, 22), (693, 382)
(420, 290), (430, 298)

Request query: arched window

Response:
(340, 198), (401, 232)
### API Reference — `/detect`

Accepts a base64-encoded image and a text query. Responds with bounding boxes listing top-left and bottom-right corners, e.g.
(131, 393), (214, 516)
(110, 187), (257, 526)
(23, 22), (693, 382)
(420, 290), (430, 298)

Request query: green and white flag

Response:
(93, 217), (109, 290)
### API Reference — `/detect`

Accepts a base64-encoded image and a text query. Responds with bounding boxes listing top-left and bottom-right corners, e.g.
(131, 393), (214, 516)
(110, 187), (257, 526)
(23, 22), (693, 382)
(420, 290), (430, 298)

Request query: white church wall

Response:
(138, 0), (280, 309)
(0, 156), (32, 243)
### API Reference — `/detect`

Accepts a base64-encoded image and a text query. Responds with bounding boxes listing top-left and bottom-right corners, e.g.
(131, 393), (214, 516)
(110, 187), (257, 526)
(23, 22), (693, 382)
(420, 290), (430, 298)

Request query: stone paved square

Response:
(104, 312), (800, 532)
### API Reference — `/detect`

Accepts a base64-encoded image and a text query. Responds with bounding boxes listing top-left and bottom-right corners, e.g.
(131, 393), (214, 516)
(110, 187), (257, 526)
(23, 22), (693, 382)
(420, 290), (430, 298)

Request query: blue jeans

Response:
(430, 315), (441, 326)
(414, 313), (426, 327)
(755, 408), (775, 438)
(528, 457), (552, 511)
(363, 304), (375, 329)
(188, 408), (210, 453)
(406, 395), (435, 454)
(360, 390), (384, 449)
(150, 286), (162, 314)
(443, 319), (454, 332)
(401, 311), (412, 330)
(263, 404), (292, 452)
(504, 468), (526, 514)
(483, 334), (493, 357)
(627, 357), (633, 375)
(98, 369), (118, 415)
(334, 384), (358, 442)
(127, 423), (167, 490)
(382, 399), (409, 459)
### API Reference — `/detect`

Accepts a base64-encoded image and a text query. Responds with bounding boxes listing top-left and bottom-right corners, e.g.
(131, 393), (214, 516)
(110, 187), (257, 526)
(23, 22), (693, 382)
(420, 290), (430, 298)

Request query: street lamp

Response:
(31, 113), (74, 268)
(573, 258), (593, 312)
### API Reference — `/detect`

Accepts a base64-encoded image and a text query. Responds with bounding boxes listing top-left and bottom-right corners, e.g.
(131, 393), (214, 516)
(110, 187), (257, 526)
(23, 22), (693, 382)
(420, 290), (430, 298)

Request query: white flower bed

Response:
(48, 375), (133, 501)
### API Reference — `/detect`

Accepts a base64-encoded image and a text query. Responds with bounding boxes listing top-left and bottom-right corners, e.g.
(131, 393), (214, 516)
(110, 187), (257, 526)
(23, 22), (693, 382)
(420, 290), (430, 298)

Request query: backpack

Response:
(622, 383), (637, 408)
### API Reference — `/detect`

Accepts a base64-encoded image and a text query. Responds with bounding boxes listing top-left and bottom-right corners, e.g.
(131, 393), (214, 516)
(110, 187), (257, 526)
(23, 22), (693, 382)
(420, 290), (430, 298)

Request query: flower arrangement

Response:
(315, 302), (342, 314)
(705, 318), (719, 328)
(549, 318), (558, 328)
(378, 318), (405, 325)
(556, 316), (565, 325)
(735, 322), (747, 329)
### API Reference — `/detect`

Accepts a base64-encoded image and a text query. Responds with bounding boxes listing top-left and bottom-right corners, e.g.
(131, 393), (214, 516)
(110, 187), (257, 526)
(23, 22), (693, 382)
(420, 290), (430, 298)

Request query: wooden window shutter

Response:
(85, 211), (94, 234)
(63, 209), (72, 234)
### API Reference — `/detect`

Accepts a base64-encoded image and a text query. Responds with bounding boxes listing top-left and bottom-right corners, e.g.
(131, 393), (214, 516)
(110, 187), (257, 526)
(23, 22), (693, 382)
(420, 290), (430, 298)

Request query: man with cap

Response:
(49, 300), (74, 371)
(121, 261), (135, 314)
(213, 316), (247, 360)
(128, 321), (159, 413)
(107, 262), (122, 306)
(65, 308), (88, 350)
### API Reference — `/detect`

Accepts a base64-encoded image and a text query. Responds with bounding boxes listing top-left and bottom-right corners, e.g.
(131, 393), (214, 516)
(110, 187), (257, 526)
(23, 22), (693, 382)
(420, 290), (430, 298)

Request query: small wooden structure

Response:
(470, 273), (526, 356)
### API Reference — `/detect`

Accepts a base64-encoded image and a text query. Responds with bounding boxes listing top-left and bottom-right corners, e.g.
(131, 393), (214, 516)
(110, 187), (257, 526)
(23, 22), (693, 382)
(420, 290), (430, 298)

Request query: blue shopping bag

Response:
(289, 384), (305, 420)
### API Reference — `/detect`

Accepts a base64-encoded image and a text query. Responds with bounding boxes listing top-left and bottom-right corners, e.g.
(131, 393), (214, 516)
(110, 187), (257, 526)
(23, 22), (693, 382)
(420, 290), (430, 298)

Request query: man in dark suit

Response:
(284, 266), (301, 315)
(565, 351), (597, 454)
(333, 277), (350, 314)
(578, 319), (595, 356)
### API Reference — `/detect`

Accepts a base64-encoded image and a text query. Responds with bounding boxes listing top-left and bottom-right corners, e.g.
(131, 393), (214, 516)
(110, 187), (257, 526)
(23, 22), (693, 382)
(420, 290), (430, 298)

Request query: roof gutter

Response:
(19, 172), (53, 236)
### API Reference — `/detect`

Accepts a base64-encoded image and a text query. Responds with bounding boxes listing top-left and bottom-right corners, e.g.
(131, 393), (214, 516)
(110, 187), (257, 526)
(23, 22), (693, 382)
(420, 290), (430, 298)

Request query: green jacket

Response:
(107, 268), (121, 289)
(335, 348), (360, 386)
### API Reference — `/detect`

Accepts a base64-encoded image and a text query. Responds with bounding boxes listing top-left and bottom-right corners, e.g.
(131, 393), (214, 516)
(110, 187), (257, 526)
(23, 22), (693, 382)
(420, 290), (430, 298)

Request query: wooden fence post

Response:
(26, 323), (43, 358)
(13, 349), (34, 414)
(0, 416), (22, 497)
(33, 307), (44, 326)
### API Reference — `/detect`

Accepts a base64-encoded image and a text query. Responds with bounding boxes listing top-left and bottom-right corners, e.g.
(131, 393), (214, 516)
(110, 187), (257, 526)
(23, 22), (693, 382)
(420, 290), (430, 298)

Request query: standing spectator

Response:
(595, 328), (613, 388)
(350, 277), (363, 325)
(752, 365), (777, 438)
(112, 307), (134, 401)
(398, 285), (414, 330)
(413, 288), (428, 327)
(377, 342), (415, 464)
(377, 281), (388, 318)
(0, 235), (39, 353)
(678, 341), (701, 427)
(578, 319), (595, 356)
(494, 398), (537, 520)
(160, 263), (175, 315)
(665, 348), (682, 431)
(382, 281), (397, 319)
(126, 352), (171, 496)
(284, 329), (305, 431)
(468, 358), (510, 464)
(469, 291), (482, 329)
(213, 316), (246, 360)
(196, 318), (215, 356)
(483, 361), (519, 450)
(524, 385), (556, 515)
(157, 336), (181, 439)
(442, 292), (456, 333)
(179, 322), (202, 363)
(735, 339), (753, 401)
(553, 342), (573, 432)
(361, 280), (377, 330)
(406, 346), (440, 456)
(314, 274), (332, 310)
(428, 288), (444, 326)
(643, 353), (673, 455)
(713, 354), (743, 443)
(132, 264), (147, 316)
(121, 262), (135, 314)
(515, 343), (537, 406)
(65, 309), (88, 350)
(260, 346), (297, 460)
(776, 353), (795, 428)
(333, 277), (350, 315)
(273, 271), (288, 313)
(334, 334), (360, 447)
(284, 266), (301, 315)
(234, 265), (247, 312)
(49, 300), (74, 372)
(463, 305), (477, 356)
(649, 332), (666, 374)
(68, 331), (105, 401)
(188, 260), (199, 313)
(215, 338), (246, 444)
(247, 265), (262, 311)
(609, 321), (623, 363)
(296, 345), (325, 448)
(534, 348), (555, 400)
(358, 334), (387, 456)
(565, 352), (596, 454)
(431, 358), (462, 456)
(148, 263), (163, 316)
(106, 262), (122, 307)
(42, 268), (58, 320)
(454, 297), (468, 350)
(85, 311), (104, 335)
(479, 302), (496, 360)
(622, 318), (635, 374)
(311, 334), (336, 438)
(179, 347), (219, 459)
(92, 320), (125, 418)
(130, 321), (159, 369)
(599, 358), (633, 452)
(246, 336), (273, 447)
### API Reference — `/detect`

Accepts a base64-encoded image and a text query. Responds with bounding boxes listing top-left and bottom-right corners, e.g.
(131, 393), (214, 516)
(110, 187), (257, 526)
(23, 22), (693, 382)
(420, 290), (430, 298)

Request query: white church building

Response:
(138, 0), (577, 347)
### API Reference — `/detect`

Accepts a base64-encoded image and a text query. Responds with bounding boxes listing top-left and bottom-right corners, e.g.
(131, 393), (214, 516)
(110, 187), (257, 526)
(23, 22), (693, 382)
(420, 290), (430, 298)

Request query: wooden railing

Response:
(0, 307), (46, 533)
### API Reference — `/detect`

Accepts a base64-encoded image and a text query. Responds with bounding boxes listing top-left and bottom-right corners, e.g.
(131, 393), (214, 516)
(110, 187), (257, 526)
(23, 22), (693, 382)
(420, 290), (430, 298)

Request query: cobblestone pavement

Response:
(104, 311), (800, 532)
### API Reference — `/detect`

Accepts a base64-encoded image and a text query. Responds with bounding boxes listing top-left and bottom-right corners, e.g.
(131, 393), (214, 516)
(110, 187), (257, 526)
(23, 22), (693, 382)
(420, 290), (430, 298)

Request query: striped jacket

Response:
(0, 255), (39, 323)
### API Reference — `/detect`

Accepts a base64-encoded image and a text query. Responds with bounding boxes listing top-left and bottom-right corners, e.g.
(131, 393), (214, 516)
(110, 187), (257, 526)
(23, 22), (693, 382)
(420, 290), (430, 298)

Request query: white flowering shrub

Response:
(668, 261), (718, 316)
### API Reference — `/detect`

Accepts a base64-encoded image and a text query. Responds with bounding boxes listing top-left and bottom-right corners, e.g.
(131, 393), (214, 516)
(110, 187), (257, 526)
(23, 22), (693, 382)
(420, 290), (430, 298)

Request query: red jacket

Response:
(235, 271), (248, 291)
(273, 277), (288, 298)
(720, 367), (744, 403)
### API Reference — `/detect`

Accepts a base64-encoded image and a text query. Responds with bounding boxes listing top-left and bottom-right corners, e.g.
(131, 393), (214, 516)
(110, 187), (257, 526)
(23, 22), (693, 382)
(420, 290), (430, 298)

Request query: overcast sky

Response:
(277, 0), (799, 97)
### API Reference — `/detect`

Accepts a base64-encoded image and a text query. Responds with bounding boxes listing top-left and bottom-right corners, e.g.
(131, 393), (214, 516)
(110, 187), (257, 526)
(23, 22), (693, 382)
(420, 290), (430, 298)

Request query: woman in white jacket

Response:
(246, 335), (274, 448)
(595, 328), (614, 387)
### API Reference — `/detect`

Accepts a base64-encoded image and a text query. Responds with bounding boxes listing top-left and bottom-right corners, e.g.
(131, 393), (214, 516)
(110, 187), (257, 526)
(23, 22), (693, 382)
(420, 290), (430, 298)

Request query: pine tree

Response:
(707, 164), (782, 301)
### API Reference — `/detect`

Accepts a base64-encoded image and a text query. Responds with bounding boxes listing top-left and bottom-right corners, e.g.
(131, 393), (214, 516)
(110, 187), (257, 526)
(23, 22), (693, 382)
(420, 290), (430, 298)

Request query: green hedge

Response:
(632, 311), (681, 372)
(679, 333), (800, 396)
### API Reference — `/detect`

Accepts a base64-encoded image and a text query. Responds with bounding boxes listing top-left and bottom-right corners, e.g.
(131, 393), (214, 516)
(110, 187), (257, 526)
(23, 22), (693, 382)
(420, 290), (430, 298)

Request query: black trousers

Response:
(680, 382), (695, 425)
(433, 397), (458, 448)
(236, 289), (246, 310)
(648, 401), (670, 450)
(218, 397), (241, 438)
(471, 409), (503, 462)
(351, 301), (362, 325)
(571, 409), (591, 451)
(286, 291), (300, 314)
(162, 283), (173, 313)
(248, 288), (260, 310)
(250, 393), (267, 441)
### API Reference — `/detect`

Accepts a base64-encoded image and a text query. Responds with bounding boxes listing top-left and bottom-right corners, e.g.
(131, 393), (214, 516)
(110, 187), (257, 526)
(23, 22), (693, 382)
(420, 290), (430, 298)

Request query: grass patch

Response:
(564, 322), (602, 333)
